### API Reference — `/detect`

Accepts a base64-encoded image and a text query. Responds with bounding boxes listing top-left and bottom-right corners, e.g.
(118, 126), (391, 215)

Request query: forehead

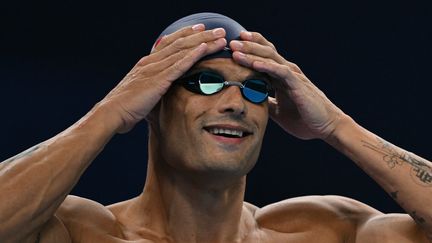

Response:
(188, 58), (263, 80)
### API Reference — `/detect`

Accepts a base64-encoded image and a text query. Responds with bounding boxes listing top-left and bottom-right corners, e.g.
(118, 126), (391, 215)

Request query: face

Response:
(156, 58), (269, 178)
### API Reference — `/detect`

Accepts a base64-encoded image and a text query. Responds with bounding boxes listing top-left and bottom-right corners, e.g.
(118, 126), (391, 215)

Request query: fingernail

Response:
(215, 38), (226, 45)
(192, 24), (205, 30)
(213, 28), (225, 37)
(196, 43), (207, 51)
(230, 40), (243, 49)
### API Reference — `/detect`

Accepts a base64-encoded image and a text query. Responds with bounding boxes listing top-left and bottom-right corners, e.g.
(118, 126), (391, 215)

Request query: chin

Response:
(189, 155), (257, 178)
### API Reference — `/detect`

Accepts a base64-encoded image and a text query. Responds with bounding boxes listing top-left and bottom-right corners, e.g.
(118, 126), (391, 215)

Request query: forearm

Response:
(326, 115), (432, 234)
(0, 103), (119, 238)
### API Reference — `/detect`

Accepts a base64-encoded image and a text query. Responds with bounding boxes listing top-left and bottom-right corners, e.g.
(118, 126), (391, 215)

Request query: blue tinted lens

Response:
(199, 72), (224, 95)
(242, 79), (268, 103)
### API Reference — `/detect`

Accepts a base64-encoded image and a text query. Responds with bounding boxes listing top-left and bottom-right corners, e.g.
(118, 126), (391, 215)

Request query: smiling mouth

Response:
(204, 126), (252, 138)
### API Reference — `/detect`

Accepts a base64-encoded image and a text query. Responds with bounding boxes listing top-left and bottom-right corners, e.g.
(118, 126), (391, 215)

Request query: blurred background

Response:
(1, 0), (431, 212)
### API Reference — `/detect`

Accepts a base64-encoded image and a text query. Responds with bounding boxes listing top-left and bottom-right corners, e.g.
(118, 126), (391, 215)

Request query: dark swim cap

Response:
(153, 12), (246, 60)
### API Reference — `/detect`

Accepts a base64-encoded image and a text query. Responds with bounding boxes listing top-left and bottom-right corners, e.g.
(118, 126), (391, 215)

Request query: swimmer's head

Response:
(152, 12), (246, 60)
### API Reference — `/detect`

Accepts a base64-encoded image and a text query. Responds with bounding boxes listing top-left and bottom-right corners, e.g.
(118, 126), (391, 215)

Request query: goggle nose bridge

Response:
(222, 80), (245, 89)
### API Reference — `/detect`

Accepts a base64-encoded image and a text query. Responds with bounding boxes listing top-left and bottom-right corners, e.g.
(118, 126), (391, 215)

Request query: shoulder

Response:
(254, 195), (380, 236)
(56, 195), (124, 238)
(253, 195), (430, 242)
(255, 195), (380, 223)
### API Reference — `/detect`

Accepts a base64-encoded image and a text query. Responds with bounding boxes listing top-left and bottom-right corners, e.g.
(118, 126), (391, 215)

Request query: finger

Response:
(159, 42), (209, 82)
(240, 31), (277, 50)
(153, 24), (205, 51)
(162, 28), (225, 57)
(126, 43), (209, 94)
(141, 38), (227, 76)
(163, 38), (227, 68)
(230, 38), (303, 74)
(140, 28), (226, 66)
(232, 51), (278, 69)
(252, 61), (303, 91)
(232, 51), (299, 92)
(161, 27), (226, 52)
(113, 46), (201, 95)
(230, 40), (286, 64)
(234, 52), (306, 94)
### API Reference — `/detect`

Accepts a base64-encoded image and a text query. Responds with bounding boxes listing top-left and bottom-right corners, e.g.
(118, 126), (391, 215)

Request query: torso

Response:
(43, 195), (400, 243)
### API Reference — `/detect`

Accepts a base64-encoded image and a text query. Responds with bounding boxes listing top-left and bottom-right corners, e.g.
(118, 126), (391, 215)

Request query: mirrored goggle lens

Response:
(197, 72), (269, 103)
(199, 72), (224, 95)
(243, 79), (269, 103)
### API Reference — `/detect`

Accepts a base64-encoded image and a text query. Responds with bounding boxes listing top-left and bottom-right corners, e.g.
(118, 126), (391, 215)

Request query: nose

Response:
(216, 85), (247, 116)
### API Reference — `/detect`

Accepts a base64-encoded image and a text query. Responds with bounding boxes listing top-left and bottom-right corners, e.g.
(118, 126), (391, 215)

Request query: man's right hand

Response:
(99, 24), (227, 133)
(0, 25), (227, 242)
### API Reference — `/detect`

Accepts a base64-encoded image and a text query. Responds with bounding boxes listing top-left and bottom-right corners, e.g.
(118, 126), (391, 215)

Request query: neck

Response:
(131, 129), (255, 243)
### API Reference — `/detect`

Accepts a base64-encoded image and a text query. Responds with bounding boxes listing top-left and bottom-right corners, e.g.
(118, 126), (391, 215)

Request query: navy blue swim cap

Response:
(153, 12), (246, 60)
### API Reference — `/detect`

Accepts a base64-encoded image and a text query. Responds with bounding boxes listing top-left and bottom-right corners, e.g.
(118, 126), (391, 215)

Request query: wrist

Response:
(75, 101), (125, 136)
(323, 114), (357, 147)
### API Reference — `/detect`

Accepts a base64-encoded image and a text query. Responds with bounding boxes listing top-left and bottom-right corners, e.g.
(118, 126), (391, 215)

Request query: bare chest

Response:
(68, 227), (347, 243)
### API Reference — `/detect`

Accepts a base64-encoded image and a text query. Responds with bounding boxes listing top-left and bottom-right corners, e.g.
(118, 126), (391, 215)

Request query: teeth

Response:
(208, 128), (244, 137)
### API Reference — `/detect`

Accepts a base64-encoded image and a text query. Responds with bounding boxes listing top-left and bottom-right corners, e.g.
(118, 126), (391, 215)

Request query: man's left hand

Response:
(230, 31), (345, 140)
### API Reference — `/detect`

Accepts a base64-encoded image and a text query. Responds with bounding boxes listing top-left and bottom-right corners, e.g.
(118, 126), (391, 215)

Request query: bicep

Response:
(356, 213), (430, 243)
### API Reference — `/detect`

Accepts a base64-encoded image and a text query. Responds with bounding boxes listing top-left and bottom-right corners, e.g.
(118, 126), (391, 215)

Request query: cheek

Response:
(158, 90), (187, 142)
(157, 94), (213, 170)
(254, 103), (269, 134)
(183, 97), (208, 120)
(158, 90), (207, 147)
(254, 106), (269, 143)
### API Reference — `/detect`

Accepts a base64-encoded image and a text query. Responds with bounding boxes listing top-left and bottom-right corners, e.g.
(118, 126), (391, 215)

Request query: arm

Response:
(326, 114), (432, 240)
(0, 106), (118, 242)
(229, 31), (432, 240)
(0, 24), (226, 242)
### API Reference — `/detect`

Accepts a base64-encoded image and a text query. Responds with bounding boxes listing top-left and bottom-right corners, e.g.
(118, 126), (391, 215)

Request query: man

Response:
(0, 12), (431, 242)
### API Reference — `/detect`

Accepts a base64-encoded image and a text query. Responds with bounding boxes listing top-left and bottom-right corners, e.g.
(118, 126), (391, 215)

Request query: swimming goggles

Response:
(175, 71), (271, 104)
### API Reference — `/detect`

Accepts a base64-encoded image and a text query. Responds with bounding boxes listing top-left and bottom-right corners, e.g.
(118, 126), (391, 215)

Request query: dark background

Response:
(1, 1), (431, 213)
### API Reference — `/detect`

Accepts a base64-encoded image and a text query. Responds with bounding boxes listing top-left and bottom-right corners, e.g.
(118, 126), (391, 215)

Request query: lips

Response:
(203, 125), (252, 138)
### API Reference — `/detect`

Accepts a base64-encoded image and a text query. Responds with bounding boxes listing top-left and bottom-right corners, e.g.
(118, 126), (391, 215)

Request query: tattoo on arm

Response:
(411, 211), (427, 225)
(362, 137), (432, 187)
(410, 211), (432, 241)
